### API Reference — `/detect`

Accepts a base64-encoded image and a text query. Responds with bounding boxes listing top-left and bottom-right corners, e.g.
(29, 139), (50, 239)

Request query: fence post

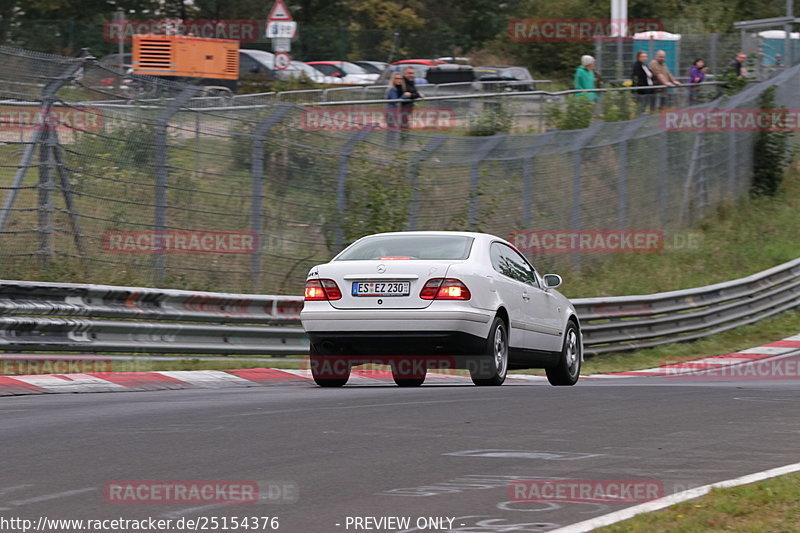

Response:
(521, 132), (555, 228)
(406, 137), (446, 231)
(0, 50), (90, 234)
(569, 122), (603, 269)
(38, 120), (55, 264)
(250, 104), (293, 289)
(468, 135), (506, 230)
(334, 127), (374, 253)
(616, 116), (648, 228)
(153, 85), (201, 285)
(727, 131), (738, 198)
(658, 129), (669, 227)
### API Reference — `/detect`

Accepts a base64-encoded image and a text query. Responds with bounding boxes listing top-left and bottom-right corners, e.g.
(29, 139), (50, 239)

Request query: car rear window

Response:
(336, 235), (474, 261)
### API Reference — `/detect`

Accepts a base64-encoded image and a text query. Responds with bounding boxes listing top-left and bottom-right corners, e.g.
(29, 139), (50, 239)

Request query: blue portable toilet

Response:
(758, 30), (800, 66)
(632, 31), (681, 76)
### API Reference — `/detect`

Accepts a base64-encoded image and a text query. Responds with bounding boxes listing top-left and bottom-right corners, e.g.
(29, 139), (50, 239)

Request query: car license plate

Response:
(352, 281), (411, 297)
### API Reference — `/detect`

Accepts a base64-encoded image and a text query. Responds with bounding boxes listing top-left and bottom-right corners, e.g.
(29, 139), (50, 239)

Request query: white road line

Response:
(549, 461), (800, 533)
(9, 487), (95, 506)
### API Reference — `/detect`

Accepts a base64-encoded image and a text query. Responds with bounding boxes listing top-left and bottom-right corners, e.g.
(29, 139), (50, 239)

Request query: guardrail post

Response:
(250, 104), (293, 289)
(153, 85), (202, 285)
(569, 122), (604, 269)
(468, 135), (506, 231)
(406, 137), (446, 231)
(334, 127), (374, 252)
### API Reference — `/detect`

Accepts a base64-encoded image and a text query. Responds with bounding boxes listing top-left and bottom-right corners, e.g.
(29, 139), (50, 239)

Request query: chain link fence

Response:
(0, 45), (795, 295)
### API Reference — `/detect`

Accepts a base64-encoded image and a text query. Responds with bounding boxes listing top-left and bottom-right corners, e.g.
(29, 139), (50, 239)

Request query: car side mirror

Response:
(543, 274), (562, 289)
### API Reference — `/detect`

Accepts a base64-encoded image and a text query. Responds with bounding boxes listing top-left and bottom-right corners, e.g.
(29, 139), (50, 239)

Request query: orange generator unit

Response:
(132, 34), (239, 90)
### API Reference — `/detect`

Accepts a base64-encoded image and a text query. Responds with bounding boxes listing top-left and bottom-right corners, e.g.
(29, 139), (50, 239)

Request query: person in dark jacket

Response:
(631, 50), (654, 112)
(400, 66), (423, 129)
(688, 58), (705, 102)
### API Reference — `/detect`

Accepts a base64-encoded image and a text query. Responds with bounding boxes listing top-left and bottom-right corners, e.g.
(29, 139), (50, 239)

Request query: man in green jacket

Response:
(574, 55), (597, 101)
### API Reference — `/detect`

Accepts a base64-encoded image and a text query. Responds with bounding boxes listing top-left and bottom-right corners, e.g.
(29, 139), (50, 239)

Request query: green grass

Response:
(595, 472), (800, 533)
(560, 163), (800, 299)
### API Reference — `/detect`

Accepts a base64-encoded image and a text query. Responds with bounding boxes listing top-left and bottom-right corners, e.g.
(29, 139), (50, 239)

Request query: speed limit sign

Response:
(274, 52), (291, 70)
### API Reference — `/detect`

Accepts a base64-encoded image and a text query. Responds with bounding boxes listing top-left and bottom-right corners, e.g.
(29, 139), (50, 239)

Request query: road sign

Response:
(271, 38), (291, 52)
(268, 0), (293, 21)
(266, 21), (297, 39)
(274, 52), (291, 70)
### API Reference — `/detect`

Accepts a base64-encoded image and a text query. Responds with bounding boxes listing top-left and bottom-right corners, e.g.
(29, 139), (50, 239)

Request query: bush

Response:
(545, 96), (594, 130)
(751, 87), (792, 197)
(468, 101), (513, 136)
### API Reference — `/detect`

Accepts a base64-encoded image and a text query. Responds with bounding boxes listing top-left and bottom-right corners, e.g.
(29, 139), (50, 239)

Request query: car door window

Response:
(490, 243), (539, 287)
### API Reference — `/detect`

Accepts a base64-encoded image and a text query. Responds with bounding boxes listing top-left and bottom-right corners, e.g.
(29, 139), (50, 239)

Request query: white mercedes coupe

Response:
(300, 231), (582, 388)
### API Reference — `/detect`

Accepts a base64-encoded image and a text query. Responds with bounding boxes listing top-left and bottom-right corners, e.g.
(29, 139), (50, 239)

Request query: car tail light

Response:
(420, 278), (471, 300)
(304, 279), (342, 301)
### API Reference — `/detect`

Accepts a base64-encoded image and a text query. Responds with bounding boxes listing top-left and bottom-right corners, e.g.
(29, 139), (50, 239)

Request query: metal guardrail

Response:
(574, 258), (800, 354)
(1, 258), (797, 357)
(0, 281), (305, 355)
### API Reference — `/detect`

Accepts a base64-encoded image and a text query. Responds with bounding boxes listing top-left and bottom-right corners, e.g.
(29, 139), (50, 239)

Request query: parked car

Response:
(239, 49), (279, 80)
(301, 231), (582, 388)
(352, 61), (389, 75)
(97, 53), (132, 70)
(278, 61), (341, 84)
(306, 61), (378, 84)
(376, 61), (445, 86)
(474, 65), (536, 91)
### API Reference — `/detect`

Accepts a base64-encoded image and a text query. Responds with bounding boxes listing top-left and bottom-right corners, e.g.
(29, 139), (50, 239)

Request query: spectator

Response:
(386, 72), (409, 130)
(574, 55), (598, 101)
(688, 58), (705, 103)
(649, 50), (680, 109)
(631, 50), (655, 112)
(728, 52), (747, 78)
(400, 66), (423, 129)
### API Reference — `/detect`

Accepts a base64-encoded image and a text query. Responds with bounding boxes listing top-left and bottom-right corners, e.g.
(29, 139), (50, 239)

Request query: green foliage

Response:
(340, 157), (412, 246)
(601, 89), (638, 123)
(546, 96), (594, 130)
(751, 87), (792, 197)
(75, 119), (157, 167)
(467, 102), (513, 136)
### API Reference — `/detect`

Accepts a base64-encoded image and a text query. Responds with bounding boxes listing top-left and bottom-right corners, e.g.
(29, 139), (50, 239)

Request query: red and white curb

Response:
(0, 335), (797, 397)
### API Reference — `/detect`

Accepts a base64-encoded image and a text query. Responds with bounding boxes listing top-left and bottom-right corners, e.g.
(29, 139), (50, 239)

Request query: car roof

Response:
(306, 61), (354, 65)
(358, 230), (501, 242)
(240, 49), (274, 57)
(392, 59), (445, 66)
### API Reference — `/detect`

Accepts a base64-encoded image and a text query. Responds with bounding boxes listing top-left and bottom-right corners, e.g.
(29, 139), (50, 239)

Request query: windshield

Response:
(336, 235), (474, 261)
(244, 51), (275, 69)
(339, 62), (367, 75)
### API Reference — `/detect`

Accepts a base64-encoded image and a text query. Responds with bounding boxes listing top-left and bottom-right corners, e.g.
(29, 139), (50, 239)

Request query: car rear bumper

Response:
(301, 307), (492, 336)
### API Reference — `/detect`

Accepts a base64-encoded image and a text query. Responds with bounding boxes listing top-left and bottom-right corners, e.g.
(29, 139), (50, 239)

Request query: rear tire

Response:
(471, 317), (508, 386)
(546, 321), (581, 386)
(310, 343), (349, 387)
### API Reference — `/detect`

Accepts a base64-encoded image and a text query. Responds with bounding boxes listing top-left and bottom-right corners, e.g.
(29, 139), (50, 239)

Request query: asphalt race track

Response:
(1, 351), (799, 533)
